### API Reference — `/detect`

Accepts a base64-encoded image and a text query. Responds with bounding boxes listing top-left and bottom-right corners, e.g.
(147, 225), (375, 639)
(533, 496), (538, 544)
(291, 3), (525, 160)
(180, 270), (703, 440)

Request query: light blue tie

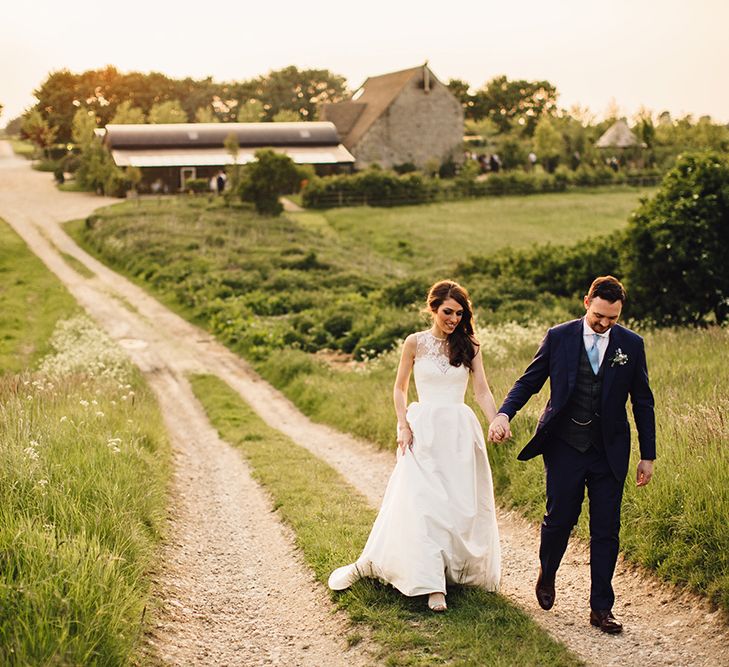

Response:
(587, 333), (600, 374)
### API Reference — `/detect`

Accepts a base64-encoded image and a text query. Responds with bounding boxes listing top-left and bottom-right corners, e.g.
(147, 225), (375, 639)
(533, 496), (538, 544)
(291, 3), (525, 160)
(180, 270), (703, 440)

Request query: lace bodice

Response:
(413, 331), (469, 404)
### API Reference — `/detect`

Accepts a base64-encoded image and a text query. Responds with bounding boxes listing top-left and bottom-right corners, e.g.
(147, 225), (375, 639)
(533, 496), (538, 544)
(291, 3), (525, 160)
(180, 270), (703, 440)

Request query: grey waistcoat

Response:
(554, 342), (605, 452)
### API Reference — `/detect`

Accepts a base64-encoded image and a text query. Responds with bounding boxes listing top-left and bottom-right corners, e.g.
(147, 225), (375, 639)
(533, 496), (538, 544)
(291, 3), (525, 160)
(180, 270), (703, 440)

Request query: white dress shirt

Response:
(583, 318), (611, 368)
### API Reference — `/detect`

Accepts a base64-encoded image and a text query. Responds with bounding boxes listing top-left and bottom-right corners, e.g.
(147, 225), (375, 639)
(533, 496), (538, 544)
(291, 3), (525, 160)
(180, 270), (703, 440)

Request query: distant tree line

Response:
(447, 75), (729, 173)
(15, 65), (348, 143)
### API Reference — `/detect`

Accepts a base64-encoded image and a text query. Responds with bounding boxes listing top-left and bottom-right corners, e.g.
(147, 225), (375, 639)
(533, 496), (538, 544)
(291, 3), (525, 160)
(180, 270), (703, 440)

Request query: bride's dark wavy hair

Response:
(426, 280), (479, 371)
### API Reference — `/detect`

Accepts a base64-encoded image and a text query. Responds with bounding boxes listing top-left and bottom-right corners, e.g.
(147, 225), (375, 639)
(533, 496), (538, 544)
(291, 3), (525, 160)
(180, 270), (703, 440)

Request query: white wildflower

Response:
(95, 411), (105, 417)
(38, 479), (49, 487)
(60, 415), (68, 423)
(24, 446), (39, 461)
(38, 315), (133, 383)
(80, 399), (89, 407)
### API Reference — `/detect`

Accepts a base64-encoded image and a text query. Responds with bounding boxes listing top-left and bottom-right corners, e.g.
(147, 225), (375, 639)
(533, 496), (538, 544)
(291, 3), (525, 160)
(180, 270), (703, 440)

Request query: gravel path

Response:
(2, 144), (728, 666)
(0, 146), (378, 666)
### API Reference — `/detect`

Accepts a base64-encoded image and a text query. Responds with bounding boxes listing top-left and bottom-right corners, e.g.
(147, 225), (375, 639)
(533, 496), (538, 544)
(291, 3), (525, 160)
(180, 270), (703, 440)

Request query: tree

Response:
(625, 152), (729, 324)
(239, 149), (301, 215)
(111, 100), (146, 124)
(271, 109), (300, 122)
(148, 100), (188, 123)
(237, 99), (266, 122)
(471, 75), (558, 133)
(245, 66), (348, 121)
(21, 110), (58, 158)
(534, 117), (563, 172)
(194, 106), (218, 123)
(71, 107), (97, 150)
(447, 78), (474, 116)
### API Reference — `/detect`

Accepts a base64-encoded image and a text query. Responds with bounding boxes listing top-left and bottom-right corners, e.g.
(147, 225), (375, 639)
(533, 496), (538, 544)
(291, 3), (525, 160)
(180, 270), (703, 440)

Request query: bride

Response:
(328, 280), (502, 611)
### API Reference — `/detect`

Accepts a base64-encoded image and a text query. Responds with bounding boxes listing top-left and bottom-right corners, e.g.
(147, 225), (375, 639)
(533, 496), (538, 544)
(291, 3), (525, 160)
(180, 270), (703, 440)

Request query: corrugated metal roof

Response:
(104, 122), (341, 149)
(111, 145), (355, 167)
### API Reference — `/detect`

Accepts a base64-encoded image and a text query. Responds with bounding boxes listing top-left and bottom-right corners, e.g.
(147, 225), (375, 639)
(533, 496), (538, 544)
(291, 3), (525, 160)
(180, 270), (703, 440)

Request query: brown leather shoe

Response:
(590, 609), (623, 634)
(535, 567), (555, 610)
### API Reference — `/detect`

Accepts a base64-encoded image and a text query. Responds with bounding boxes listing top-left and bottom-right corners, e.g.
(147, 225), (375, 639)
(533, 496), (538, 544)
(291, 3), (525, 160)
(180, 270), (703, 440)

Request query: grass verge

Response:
(189, 373), (581, 666)
(0, 218), (80, 373)
(0, 218), (171, 664)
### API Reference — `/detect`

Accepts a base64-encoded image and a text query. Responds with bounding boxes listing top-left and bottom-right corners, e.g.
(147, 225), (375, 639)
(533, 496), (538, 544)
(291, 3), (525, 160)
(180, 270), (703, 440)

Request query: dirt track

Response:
(1, 141), (727, 666)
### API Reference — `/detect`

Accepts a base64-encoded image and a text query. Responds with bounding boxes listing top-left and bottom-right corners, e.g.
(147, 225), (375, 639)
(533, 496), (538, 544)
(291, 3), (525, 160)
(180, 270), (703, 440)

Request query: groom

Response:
(488, 276), (655, 633)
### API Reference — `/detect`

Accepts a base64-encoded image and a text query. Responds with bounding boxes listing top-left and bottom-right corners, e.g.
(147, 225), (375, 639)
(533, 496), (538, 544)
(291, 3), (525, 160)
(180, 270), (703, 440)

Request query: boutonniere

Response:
(610, 348), (629, 367)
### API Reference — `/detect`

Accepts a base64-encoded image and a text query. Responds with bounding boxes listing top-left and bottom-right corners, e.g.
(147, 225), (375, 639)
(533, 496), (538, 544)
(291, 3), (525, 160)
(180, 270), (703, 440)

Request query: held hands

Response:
(396, 423), (413, 454)
(488, 414), (512, 443)
(636, 459), (654, 486)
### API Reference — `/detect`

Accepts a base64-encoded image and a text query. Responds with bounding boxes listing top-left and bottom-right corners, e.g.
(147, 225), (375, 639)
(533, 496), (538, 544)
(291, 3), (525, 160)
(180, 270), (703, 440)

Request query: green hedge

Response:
(302, 166), (661, 209)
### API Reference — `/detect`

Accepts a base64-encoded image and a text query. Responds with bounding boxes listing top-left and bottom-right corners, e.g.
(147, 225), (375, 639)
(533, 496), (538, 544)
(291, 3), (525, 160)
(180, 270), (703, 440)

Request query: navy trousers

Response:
(540, 437), (625, 611)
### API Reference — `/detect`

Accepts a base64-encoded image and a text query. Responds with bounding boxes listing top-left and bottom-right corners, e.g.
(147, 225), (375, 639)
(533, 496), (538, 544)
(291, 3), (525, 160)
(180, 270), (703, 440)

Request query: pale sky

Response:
(1, 0), (727, 124)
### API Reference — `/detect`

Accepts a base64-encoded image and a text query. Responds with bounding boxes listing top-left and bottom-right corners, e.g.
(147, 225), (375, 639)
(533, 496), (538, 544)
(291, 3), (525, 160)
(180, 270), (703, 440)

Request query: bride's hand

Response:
(397, 424), (413, 453)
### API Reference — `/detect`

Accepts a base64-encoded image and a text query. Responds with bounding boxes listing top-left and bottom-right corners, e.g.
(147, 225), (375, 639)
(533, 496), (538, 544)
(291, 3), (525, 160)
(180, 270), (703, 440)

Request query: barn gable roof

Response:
(322, 65), (438, 149)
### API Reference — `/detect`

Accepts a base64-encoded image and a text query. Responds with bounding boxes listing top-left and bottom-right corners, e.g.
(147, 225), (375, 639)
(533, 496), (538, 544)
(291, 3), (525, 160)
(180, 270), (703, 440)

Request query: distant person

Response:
(216, 170), (227, 194)
(328, 280), (502, 612)
(528, 151), (538, 171)
(209, 174), (218, 193)
(489, 154), (501, 173)
(608, 156), (619, 172)
(489, 276), (656, 635)
(151, 178), (163, 194)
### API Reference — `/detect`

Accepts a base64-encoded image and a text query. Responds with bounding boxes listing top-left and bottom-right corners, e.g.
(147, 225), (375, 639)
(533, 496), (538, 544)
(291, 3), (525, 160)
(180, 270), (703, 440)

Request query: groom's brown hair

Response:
(587, 275), (627, 303)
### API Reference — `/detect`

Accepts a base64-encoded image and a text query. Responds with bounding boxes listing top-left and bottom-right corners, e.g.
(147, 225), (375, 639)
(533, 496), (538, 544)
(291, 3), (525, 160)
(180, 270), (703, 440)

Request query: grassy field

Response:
(66, 189), (729, 611)
(190, 373), (581, 666)
(68, 187), (650, 361)
(0, 219), (170, 664)
(0, 219), (80, 372)
(8, 138), (36, 159)
(299, 186), (652, 271)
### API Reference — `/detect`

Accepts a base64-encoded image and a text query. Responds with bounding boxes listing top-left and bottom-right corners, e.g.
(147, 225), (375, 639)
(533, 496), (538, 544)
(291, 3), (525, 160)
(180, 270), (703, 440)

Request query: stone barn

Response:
(320, 64), (464, 170)
(103, 122), (355, 192)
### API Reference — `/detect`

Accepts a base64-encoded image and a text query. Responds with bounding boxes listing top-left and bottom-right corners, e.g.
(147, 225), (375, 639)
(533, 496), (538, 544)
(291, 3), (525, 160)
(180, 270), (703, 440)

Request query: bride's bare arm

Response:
(471, 346), (499, 424)
(393, 334), (417, 451)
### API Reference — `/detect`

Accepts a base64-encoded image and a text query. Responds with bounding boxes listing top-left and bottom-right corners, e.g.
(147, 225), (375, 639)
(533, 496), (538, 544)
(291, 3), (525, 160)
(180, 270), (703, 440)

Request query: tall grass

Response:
(0, 312), (170, 661)
(190, 373), (581, 666)
(258, 323), (729, 611)
(0, 218), (80, 373)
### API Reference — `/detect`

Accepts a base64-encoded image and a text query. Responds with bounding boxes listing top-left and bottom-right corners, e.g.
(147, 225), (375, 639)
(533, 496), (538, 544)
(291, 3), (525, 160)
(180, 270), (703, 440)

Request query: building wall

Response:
(353, 76), (464, 170)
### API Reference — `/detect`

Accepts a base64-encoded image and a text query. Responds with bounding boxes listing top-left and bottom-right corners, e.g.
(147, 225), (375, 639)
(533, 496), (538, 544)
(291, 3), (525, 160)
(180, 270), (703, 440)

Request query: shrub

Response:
(184, 177), (211, 194)
(238, 149), (300, 216)
(393, 162), (417, 174)
(301, 168), (437, 208)
(625, 152), (729, 324)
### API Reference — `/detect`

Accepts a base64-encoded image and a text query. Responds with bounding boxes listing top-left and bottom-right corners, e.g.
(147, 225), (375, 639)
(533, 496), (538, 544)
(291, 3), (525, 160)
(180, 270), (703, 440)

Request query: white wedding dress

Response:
(328, 330), (501, 596)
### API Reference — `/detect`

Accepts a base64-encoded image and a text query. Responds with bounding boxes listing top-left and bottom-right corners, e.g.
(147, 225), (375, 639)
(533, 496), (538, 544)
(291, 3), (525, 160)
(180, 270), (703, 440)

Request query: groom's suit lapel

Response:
(564, 319), (583, 396)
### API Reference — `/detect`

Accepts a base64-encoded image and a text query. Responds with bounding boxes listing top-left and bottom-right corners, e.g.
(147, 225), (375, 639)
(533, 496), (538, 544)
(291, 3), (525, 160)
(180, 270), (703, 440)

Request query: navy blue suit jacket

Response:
(499, 318), (656, 481)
